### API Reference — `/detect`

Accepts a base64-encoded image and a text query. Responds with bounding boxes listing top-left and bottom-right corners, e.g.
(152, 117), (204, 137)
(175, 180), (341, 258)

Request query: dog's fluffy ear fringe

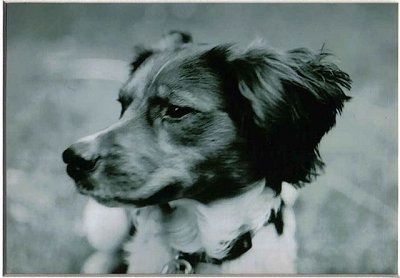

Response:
(205, 45), (351, 190)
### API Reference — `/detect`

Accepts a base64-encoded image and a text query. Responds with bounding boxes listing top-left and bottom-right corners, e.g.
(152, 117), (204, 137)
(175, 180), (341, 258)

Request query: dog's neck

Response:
(128, 180), (282, 260)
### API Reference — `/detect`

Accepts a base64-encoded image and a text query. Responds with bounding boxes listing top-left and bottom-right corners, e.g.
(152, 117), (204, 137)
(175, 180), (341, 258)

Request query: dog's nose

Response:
(62, 147), (98, 171)
(62, 144), (99, 184)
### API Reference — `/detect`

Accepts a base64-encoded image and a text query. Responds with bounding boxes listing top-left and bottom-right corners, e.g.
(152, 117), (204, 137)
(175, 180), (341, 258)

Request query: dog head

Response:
(62, 31), (351, 207)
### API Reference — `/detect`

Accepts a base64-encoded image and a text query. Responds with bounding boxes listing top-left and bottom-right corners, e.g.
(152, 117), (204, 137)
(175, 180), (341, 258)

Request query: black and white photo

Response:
(4, 3), (397, 275)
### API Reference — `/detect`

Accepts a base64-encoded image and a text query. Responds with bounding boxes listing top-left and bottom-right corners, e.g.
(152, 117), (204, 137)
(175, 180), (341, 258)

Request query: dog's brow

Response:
(169, 91), (199, 107)
(157, 86), (218, 111)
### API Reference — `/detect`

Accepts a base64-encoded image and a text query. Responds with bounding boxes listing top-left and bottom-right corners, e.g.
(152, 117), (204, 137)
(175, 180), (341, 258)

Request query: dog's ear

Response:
(206, 44), (351, 192)
(131, 31), (192, 74)
(154, 30), (192, 51)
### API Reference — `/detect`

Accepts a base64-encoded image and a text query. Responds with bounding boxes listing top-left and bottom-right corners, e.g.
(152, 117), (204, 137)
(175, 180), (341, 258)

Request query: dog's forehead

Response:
(121, 47), (225, 109)
(120, 55), (164, 100)
(155, 64), (225, 110)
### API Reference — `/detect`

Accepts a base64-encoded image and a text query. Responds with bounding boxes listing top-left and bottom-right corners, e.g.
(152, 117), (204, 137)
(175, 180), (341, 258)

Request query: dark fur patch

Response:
(265, 201), (285, 235)
(199, 45), (351, 191)
(168, 30), (192, 44)
(130, 47), (153, 74)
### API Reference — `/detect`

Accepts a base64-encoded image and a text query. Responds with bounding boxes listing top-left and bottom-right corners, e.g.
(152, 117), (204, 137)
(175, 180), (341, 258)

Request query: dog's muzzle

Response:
(62, 144), (99, 190)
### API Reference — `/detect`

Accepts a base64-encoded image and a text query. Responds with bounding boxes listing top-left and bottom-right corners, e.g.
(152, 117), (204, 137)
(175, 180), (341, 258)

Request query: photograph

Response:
(4, 3), (397, 274)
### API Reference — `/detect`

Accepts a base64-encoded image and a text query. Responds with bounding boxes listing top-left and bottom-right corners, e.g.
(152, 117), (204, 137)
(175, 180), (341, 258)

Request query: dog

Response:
(62, 31), (351, 274)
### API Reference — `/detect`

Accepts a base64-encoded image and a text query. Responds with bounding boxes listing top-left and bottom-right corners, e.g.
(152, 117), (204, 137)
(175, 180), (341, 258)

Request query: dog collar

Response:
(161, 202), (284, 274)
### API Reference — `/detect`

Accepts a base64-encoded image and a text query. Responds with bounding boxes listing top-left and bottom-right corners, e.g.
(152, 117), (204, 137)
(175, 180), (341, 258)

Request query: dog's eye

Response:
(165, 105), (194, 119)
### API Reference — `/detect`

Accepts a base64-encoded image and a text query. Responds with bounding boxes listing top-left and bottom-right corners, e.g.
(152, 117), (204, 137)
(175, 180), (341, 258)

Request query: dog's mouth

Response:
(122, 184), (183, 207)
(66, 166), (94, 190)
(75, 180), (184, 208)
(63, 146), (188, 207)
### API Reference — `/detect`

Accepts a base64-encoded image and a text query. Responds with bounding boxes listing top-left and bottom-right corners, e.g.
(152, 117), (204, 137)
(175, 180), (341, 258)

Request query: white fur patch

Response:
(124, 207), (174, 273)
(122, 180), (297, 274)
(82, 199), (130, 252)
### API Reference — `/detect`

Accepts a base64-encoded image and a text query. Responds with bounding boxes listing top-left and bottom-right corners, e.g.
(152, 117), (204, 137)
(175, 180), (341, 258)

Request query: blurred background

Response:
(5, 3), (397, 274)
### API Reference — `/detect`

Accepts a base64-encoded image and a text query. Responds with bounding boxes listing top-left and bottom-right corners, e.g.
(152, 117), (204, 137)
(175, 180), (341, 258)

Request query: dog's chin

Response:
(79, 183), (184, 208)
(91, 197), (126, 207)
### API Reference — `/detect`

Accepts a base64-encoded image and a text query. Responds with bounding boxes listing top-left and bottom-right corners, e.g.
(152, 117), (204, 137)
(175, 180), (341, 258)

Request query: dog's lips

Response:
(129, 183), (183, 207)
(91, 196), (124, 207)
(66, 163), (97, 182)
(65, 167), (96, 193)
(65, 162), (102, 192)
(88, 184), (184, 208)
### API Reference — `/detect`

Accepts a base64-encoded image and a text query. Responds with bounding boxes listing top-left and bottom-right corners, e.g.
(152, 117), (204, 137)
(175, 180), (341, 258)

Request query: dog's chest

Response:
(123, 184), (296, 274)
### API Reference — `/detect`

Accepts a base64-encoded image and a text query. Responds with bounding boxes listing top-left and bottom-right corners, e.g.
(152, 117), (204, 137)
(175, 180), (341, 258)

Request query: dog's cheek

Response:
(102, 159), (147, 190)
(103, 154), (160, 192)
(166, 112), (237, 154)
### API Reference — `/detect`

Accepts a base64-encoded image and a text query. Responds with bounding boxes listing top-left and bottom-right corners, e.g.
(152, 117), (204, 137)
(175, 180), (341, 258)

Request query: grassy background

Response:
(5, 3), (397, 274)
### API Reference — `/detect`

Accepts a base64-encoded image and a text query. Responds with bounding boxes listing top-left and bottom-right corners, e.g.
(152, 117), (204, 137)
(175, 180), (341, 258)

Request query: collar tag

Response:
(161, 257), (194, 274)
